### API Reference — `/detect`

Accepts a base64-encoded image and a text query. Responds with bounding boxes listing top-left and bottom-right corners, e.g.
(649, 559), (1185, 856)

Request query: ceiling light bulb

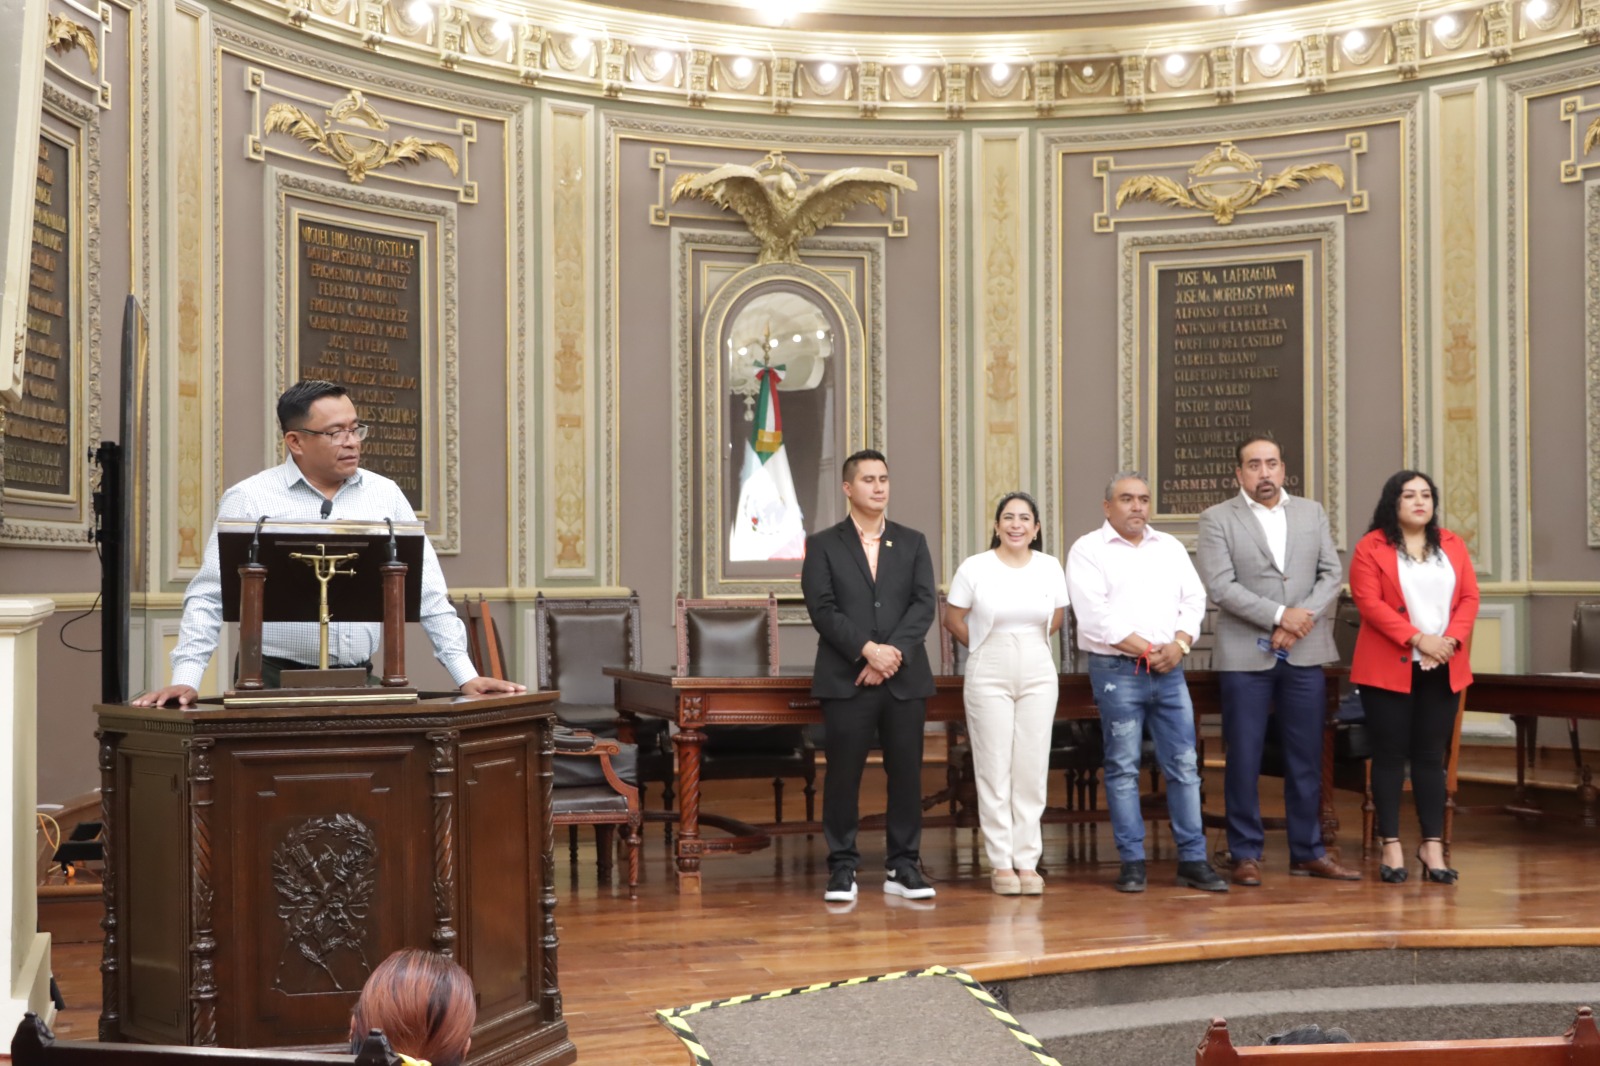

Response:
(490, 19), (511, 41)
(792, 333), (803, 342)
(1258, 42), (1281, 63)
(737, 346), (749, 356)
(652, 49), (674, 74)
(570, 34), (592, 57)
(1435, 13), (1458, 36)
(902, 63), (924, 85)
(815, 329), (826, 339)
(1164, 53), (1186, 75)
(1082, 63), (1095, 78)
(768, 337), (779, 348)
(731, 55), (754, 78)
(1343, 28), (1366, 50)
(405, 0), (431, 22)
(816, 61), (838, 83)
(1526, 0), (1548, 17)
(990, 62), (1010, 81)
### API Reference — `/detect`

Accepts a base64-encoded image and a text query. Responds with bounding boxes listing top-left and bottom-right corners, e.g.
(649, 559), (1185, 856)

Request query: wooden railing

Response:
(1197, 1008), (1600, 1064)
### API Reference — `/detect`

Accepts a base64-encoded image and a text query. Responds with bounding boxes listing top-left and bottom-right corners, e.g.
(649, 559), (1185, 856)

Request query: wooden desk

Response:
(94, 692), (576, 1066)
(1467, 673), (1600, 824)
(608, 668), (1343, 892)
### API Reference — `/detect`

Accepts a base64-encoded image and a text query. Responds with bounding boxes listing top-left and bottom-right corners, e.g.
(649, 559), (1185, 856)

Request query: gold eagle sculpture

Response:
(671, 151), (917, 265)
(1116, 141), (1344, 225)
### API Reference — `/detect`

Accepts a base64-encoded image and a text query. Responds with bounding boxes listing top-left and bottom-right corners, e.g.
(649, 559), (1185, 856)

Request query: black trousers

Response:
(1360, 663), (1459, 840)
(821, 686), (927, 873)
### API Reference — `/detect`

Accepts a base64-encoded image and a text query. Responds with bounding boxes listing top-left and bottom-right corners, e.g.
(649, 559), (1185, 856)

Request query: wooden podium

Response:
(93, 691), (576, 1066)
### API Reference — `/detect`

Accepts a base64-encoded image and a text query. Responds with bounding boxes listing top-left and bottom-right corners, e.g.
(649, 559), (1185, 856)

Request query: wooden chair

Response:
(12, 1014), (401, 1066)
(531, 591), (673, 814)
(1530, 601), (1600, 770)
(1196, 1006), (1600, 1064)
(454, 595), (642, 897)
(532, 591), (642, 735)
(933, 591), (973, 819)
(675, 593), (817, 823)
(551, 724), (643, 899)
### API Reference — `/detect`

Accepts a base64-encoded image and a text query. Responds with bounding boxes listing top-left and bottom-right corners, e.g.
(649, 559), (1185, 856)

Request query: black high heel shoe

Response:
(1415, 838), (1458, 884)
(1378, 838), (1408, 884)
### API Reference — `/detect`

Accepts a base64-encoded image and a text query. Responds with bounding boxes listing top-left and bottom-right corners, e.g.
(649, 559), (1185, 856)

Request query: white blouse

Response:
(946, 550), (1070, 655)
(1396, 546), (1456, 661)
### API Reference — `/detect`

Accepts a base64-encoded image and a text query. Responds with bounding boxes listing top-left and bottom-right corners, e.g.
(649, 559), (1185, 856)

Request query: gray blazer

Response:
(1195, 493), (1344, 671)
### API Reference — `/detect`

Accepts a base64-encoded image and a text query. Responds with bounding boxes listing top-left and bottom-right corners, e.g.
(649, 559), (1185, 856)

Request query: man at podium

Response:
(134, 380), (523, 707)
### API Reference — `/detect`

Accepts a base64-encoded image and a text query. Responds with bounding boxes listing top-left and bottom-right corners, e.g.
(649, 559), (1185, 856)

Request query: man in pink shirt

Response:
(1066, 472), (1227, 894)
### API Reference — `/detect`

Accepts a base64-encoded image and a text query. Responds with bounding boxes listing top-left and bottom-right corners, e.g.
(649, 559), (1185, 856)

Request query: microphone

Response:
(320, 498), (332, 519)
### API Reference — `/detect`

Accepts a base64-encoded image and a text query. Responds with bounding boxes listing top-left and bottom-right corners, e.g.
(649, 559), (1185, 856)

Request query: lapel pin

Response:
(885, 540), (893, 547)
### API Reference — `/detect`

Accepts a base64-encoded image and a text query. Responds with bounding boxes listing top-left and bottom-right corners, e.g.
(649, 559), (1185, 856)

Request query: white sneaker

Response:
(883, 866), (936, 900)
(823, 868), (858, 902)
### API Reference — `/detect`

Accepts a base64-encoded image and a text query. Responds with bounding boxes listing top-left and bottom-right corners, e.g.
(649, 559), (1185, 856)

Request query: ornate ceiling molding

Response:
(215, 0), (1599, 118)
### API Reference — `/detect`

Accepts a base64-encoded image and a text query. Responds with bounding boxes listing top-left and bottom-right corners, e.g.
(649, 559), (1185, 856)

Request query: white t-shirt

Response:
(946, 550), (1071, 654)
(1396, 546), (1456, 661)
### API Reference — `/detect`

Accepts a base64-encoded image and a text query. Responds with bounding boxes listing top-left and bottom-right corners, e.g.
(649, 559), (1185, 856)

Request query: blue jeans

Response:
(1087, 653), (1207, 863)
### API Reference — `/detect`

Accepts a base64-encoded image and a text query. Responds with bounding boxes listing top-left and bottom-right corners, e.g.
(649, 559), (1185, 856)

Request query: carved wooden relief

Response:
(270, 814), (379, 993)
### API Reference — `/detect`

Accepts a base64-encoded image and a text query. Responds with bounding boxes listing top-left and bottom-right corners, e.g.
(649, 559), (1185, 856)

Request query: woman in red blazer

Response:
(1350, 470), (1479, 886)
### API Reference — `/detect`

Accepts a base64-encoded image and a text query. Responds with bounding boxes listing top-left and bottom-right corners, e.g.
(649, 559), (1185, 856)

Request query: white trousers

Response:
(962, 630), (1059, 872)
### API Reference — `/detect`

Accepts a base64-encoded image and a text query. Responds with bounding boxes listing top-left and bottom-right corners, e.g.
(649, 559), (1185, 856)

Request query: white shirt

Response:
(1242, 488), (1289, 625)
(1067, 521), (1207, 656)
(1396, 546), (1456, 662)
(946, 550), (1070, 655)
(169, 456), (477, 690)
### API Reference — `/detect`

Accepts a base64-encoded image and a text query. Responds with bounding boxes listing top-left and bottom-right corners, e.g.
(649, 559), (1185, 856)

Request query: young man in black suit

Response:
(801, 449), (938, 902)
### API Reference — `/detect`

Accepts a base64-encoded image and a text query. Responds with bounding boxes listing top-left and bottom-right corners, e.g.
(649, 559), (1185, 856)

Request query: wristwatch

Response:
(1174, 637), (1192, 656)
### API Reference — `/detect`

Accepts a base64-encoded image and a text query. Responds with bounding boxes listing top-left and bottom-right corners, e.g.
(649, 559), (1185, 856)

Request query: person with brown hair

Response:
(349, 949), (477, 1066)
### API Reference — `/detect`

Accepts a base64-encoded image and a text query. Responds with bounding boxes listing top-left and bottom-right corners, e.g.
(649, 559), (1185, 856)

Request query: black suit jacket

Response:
(801, 516), (936, 701)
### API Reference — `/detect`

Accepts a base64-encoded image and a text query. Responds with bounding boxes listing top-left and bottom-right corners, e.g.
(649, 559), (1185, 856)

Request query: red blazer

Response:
(1349, 527), (1479, 694)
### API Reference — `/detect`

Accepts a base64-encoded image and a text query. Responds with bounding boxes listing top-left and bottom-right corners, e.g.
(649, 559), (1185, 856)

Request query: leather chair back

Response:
(935, 591), (970, 674)
(1333, 591), (1361, 667)
(1061, 606), (1078, 673)
(533, 593), (641, 700)
(1573, 601), (1600, 673)
(675, 594), (779, 677)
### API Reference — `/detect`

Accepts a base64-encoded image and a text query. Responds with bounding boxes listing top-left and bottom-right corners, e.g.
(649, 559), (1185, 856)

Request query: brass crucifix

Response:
(288, 544), (361, 669)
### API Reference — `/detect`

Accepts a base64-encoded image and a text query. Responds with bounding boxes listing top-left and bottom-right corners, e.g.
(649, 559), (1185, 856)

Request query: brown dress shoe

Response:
(1229, 857), (1262, 887)
(1289, 855), (1363, 881)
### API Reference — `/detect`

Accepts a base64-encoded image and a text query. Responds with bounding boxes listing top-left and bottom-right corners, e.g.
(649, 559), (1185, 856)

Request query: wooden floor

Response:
(46, 757), (1600, 1065)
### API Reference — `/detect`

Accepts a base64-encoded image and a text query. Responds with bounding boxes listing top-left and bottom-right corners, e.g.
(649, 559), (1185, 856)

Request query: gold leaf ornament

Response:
(263, 91), (460, 184)
(1584, 117), (1600, 158)
(1116, 141), (1344, 225)
(45, 13), (99, 72)
(670, 150), (916, 265)
(1114, 175), (1200, 213)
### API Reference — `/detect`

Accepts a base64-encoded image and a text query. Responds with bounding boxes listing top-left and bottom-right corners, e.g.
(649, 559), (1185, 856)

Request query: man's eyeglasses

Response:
(295, 423), (370, 443)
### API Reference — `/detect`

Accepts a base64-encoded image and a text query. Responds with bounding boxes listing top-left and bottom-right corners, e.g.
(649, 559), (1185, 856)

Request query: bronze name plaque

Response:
(296, 218), (425, 510)
(5, 135), (75, 498)
(1153, 258), (1306, 517)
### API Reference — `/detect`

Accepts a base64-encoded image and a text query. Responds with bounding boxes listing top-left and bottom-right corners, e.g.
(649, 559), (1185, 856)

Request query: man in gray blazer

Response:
(1195, 436), (1360, 885)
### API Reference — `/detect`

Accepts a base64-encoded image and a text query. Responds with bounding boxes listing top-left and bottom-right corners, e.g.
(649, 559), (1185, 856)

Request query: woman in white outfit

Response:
(943, 492), (1069, 895)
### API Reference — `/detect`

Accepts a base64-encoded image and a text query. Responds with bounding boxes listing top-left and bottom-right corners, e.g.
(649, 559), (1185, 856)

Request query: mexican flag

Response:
(729, 361), (806, 561)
